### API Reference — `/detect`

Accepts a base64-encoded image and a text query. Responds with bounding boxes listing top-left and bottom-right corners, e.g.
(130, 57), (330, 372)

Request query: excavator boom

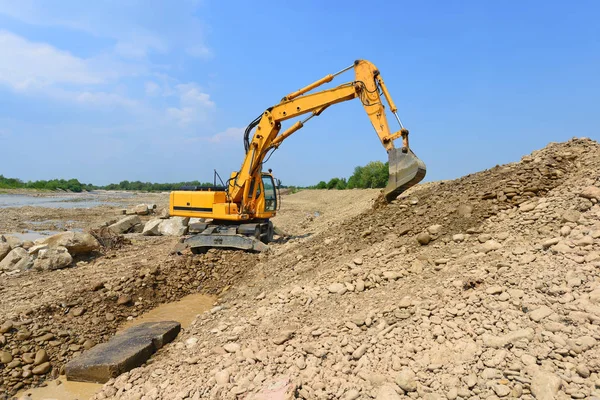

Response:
(169, 59), (426, 252)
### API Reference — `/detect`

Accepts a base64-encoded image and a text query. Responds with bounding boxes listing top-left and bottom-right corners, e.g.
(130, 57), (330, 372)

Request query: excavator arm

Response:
(228, 59), (426, 212)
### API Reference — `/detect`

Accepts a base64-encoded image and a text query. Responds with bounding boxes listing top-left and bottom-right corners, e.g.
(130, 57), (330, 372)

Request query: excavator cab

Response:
(261, 173), (277, 212)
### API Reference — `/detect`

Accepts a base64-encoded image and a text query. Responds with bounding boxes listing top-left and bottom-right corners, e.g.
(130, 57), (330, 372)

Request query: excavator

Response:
(169, 59), (426, 252)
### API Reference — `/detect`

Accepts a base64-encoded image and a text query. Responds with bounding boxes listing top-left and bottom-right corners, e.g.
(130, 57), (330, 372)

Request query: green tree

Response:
(315, 181), (327, 189)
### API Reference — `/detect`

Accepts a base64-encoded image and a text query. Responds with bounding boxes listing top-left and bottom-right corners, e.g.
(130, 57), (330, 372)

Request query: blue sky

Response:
(0, 1), (598, 186)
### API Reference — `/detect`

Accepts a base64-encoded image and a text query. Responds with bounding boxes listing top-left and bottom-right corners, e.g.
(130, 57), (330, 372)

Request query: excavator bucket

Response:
(384, 148), (427, 202)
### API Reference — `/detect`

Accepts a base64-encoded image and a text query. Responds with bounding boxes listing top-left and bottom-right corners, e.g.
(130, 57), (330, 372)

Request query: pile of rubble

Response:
(87, 138), (600, 400)
(0, 231), (100, 273)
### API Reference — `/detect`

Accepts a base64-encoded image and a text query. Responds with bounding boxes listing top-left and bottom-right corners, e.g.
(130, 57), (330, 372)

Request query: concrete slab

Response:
(65, 321), (180, 383)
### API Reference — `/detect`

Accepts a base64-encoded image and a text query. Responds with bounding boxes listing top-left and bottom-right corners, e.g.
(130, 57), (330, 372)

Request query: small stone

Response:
(561, 209), (581, 223)
(427, 225), (442, 235)
(215, 369), (230, 385)
(344, 389), (360, 400)
(117, 295), (132, 306)
(541, 238), (560, 249)
(480, 240), (502, 253)
(0, 351), (12, 364)
(34, 349), (48, 366)
(71, 307), (85, 317)
(580, 186), (600, 200)
(417, 232), (431, 245)
(355, 280), (365, 292)
(447, 387), (458, 400)
(395, 368), (417, 392)
(376, 385), (401, 400)
(352, 344), (368, 360)
(105, 313), (115, 322)
(457, 204), (473, 217)
(0, 321), (13, 334)
(328, 283), (346, 294)
(32, 362), (51, 375)
(494, 384), (511, 397)
(529, 305), (553, 322)
(576, 364), (590, 378)
(352, 257), (363, 265)
(452, 234), (465, 243)
(478, 233), (492, 243)
(486, 286), (504, 295)
(531, 370), (561, 400)
(272, 330), (294, 345)
(223, 343), (241, 353)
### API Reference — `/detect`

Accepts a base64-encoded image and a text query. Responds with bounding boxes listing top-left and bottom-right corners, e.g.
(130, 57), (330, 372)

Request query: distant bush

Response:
(0, 175), (95, 192)
(312, 160), (388, 190)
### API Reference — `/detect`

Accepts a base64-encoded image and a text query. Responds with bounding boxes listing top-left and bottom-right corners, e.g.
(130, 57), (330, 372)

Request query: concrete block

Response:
(65, 321), (180, 383)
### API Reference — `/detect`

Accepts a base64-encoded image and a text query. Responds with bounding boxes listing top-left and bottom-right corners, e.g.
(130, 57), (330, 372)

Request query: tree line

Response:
(1, 160), (388, 193)
(0, 175), (95, 192)
(311, 161), (389, 190)
(0, 175), (216, 193)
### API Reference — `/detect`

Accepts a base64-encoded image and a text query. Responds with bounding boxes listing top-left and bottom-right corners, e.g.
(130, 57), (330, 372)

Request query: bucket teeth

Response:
(384, 148), (426, 202)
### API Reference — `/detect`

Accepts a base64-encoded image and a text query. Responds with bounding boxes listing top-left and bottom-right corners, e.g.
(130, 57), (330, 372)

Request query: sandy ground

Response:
(0, 188), (380, 399)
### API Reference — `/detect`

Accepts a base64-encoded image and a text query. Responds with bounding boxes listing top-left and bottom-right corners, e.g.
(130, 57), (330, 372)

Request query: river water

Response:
(0, 192), (134, 209)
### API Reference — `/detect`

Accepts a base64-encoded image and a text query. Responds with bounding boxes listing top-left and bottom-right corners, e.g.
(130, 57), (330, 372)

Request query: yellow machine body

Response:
(169, 59), (426, 251)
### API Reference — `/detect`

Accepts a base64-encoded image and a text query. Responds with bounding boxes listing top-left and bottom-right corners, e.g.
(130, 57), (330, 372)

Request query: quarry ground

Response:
(2, 137), (600, 400)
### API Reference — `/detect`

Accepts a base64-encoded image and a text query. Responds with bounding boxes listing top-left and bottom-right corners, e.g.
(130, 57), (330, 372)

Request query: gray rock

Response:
(142, 219), (163, 236)
(0, 247), (33, 271)
(4, 235), (23, 249)
(480, 240), (502, 253)
(452, 234), (465, 242)
(427, 225), (443, 235)
(531, 370), (561, 400)
(482, 329), (534, 348)
(34, 246), (73, 271)
(0, 242), (10, 263)
(39, 231), (100, 255)
(457, 204), (473, 217)
(396, 368), (417, 392)
(158, 217), (190, 236)
(108, 216), (142, 234)
(580, 186), (600, 201)
(328, 283), (345, 294)
(215, 369), (230, 385)
(529, 305), (553, 322)
(417, 232), (431, 245)
(562, 209), (581, 223)
(376, 385), (401, 400)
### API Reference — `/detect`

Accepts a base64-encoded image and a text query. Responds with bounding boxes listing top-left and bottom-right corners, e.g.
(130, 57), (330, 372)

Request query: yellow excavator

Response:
(169, 59), (426, 252)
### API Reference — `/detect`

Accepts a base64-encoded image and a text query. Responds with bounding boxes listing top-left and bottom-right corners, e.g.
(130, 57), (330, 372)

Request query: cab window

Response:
(262, 175), (277, 211)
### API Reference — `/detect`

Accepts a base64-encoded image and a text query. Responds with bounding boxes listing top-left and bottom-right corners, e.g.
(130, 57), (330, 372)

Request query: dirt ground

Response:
(0, 187), (381, 399)
(2, 137), (600, 400)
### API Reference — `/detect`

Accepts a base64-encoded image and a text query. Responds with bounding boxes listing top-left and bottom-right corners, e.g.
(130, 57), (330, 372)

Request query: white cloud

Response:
(115, 31), (169, 58)
(167, 83), (215, 127)
(207, 127), (243, 143)
(0, 31), (103, 90)
(145, 81), (160, 96)
(186, 44), (212, 59)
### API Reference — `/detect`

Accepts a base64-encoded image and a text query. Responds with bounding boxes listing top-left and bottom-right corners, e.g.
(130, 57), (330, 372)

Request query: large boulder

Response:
(39, 231), (100, 255)
(0, 247), (33, 271)
(0, 242), (11, 263)
(127, 204), (150, 216)
(34, 246), (73, 271)
(108, 216), (142, 234)
(158, 217), (190, 236)
(142, 219), (162, 236)
(4, 235), (24, 249)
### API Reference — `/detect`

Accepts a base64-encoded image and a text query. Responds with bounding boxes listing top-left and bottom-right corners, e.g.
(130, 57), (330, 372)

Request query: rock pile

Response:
(0, 231), (100, 273)
(87, 138), (600, 400)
